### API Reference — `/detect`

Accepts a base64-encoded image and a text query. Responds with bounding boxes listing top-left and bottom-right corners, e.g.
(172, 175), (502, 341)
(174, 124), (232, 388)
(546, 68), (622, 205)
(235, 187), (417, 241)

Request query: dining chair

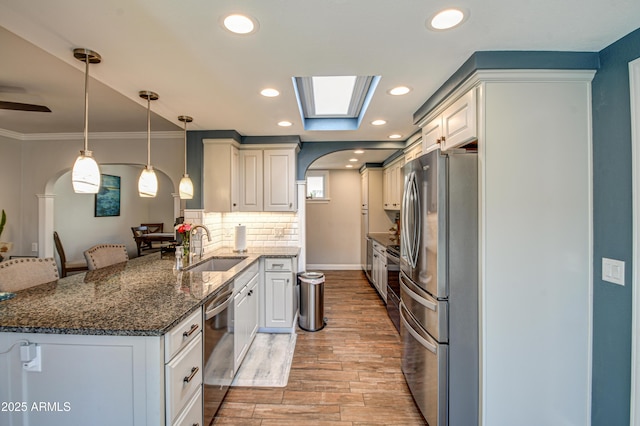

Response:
(84, 244), (129, 270)
(0, 257), (59, 292)
(53, 231), (89, 278)
(141, 223), (163, 234)
(131, 226), (150, 254)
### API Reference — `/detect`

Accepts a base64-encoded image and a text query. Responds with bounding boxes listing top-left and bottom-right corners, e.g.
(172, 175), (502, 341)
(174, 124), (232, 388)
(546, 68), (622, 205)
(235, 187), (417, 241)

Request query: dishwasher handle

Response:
(205, 291), (234, 320)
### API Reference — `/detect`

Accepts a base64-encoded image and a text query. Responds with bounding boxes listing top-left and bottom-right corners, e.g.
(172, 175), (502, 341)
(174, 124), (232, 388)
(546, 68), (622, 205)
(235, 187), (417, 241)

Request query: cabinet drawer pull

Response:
(182, 324), (199, 338)
(183, 366), (199, 383)
(272, 263), (284, 268)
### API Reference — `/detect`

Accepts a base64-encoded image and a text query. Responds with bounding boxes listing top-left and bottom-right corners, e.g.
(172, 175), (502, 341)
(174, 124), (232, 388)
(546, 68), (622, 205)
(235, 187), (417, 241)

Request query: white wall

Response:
(0, 132), (183, 259)
(0, 135), (23, 254)
(53, 165), (174, 261)
(305, 169), (361, 269)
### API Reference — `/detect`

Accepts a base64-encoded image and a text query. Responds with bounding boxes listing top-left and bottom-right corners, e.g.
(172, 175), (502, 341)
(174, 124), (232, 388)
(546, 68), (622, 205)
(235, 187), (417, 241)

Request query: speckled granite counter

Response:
(0, 246), (299, 336)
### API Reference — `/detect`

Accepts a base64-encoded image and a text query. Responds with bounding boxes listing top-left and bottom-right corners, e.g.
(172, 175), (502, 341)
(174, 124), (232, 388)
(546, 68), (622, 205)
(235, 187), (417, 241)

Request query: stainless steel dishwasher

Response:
(203, 281), (235, 425)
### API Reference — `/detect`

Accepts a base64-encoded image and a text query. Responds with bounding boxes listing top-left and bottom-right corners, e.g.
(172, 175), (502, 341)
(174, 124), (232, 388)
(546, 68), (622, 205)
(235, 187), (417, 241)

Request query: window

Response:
(306, 170), (330, 201)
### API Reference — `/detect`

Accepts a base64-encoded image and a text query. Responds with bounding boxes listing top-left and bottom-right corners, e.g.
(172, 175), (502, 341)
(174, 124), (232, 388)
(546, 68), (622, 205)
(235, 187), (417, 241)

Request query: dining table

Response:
(133, 232), (175, 256)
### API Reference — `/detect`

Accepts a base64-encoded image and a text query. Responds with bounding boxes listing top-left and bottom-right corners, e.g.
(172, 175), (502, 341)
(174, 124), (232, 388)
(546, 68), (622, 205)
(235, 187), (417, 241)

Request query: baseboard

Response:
(305, 264), (362, 270)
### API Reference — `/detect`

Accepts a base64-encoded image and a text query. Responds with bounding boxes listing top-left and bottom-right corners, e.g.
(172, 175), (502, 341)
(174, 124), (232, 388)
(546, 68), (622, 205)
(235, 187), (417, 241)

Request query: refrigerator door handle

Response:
(400, 304), (437, 354)
(402, 171), (421, 268)
(400, 272), (437, 311)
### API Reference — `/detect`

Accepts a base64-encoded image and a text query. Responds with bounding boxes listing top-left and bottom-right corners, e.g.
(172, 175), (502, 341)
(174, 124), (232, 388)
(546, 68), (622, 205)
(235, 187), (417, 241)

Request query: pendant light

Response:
(71, 48), (102, 193)
(178, 115), (194, 199)
(138, 91), (159, 197)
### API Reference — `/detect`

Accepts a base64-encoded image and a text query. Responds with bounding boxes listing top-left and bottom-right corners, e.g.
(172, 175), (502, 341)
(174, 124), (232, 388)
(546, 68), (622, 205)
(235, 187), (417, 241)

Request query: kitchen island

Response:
(0, 247), (298, 426)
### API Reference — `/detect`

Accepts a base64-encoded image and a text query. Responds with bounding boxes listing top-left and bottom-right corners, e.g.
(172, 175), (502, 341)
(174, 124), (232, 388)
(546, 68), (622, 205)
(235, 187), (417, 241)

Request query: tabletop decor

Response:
(175, 223), (192, 257)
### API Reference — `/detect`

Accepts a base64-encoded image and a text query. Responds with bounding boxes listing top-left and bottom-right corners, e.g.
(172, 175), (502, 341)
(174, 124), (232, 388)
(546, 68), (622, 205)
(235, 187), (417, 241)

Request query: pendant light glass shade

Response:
(72, 151), (101, 193)
(72, 48), (102, 193)
(178, 115), (194, 199)
(138, 91), (159, 198)
(138, 166), (158, 198)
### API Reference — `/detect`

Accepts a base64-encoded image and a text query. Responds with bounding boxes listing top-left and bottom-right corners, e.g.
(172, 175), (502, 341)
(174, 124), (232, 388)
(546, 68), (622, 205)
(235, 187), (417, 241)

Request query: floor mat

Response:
(232, 333), (297, 387)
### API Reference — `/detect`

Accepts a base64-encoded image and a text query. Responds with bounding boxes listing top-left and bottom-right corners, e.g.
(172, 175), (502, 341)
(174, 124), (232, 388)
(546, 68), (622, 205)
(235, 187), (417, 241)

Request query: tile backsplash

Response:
(184, 209), (299, 253)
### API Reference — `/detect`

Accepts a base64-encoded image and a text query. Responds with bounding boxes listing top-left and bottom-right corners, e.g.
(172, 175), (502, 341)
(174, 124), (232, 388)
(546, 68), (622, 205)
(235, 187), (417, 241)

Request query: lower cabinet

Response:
(372, 241), (387, 302)
(261, 257), (297, 331)
(0, 307), (204, 426)
(233, 263), (260, 372)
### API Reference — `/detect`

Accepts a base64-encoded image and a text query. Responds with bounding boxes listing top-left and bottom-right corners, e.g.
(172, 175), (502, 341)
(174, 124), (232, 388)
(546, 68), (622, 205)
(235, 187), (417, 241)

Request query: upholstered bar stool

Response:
(0, 257), (59, 292)
(84, 244), (129, 270)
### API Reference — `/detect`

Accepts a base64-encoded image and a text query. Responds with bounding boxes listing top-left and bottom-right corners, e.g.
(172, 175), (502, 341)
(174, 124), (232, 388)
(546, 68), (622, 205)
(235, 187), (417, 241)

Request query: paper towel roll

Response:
(234, 225), (246, 252)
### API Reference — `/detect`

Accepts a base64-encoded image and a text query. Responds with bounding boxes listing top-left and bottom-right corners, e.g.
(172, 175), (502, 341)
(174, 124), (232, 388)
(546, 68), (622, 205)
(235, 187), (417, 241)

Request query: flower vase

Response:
(182, 238), (190, 258)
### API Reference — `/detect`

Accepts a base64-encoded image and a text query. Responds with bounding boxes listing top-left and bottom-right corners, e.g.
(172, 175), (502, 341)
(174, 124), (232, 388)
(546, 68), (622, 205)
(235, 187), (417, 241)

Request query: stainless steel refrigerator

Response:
(399, 148), (478, 426)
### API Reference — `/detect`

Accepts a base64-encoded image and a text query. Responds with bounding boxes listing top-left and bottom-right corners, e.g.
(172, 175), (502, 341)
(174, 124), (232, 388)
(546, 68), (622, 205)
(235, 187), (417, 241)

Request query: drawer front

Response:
(235, 261), (259, 290)
(265, 258), (292, 272)
(166, 333), (203, 424)
(165, 308), (203, 362)
(172, 388), (203, 426)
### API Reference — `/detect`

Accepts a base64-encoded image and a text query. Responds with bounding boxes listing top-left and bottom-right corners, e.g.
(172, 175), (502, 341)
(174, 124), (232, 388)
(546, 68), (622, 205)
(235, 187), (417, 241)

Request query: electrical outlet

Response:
(31, 242), (38, 252)
(274, 227), (284, 238)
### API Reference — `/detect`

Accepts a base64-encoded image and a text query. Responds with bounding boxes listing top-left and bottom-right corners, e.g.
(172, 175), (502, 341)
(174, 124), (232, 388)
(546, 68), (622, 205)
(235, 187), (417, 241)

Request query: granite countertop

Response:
(368, 232), (400, 247)
(0, 246), (299, 337)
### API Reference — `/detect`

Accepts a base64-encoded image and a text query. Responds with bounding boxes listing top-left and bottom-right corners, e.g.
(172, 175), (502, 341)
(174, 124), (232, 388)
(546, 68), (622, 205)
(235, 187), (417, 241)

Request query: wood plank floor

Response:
(214, 270), (426, 425)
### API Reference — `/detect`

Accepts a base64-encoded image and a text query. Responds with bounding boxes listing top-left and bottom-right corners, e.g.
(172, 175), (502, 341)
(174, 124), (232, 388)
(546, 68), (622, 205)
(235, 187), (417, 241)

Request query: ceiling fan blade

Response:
(0, 101), (51, 112)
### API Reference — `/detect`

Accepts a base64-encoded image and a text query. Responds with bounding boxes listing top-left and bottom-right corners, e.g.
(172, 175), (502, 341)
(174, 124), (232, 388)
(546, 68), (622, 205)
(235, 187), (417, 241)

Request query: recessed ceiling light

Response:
(388, 86), (411, 96)
(428, 8), (466, 30)
(261, 88), (279, 97)
(346, 164), (354, 168)
(349, 158), (358, 162)
(354, 150), (364, 154)
(222, 14), (258, 34)
(278, 121), (292, 127)
(371, 119), (386, 126)
(389, 134), (402, 139)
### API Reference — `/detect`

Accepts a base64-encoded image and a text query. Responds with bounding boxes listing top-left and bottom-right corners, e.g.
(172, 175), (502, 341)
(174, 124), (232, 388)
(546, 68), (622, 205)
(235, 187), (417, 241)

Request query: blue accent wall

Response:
(591, 27), (640, 426)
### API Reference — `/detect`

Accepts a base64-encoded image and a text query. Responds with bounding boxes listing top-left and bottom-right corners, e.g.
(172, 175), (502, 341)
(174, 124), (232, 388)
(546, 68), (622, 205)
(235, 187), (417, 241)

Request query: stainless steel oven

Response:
(203, 281), (234, 424)
(386, 244), (401, 333)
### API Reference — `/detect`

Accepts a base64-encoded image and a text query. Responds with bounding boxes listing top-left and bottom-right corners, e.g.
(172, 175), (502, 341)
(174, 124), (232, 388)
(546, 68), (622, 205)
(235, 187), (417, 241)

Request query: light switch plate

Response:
(602, 257), (625, 286)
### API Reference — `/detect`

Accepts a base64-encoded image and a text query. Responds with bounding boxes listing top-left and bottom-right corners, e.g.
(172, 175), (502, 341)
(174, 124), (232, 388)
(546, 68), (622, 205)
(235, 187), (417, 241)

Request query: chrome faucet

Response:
(190, 224), (212, 258)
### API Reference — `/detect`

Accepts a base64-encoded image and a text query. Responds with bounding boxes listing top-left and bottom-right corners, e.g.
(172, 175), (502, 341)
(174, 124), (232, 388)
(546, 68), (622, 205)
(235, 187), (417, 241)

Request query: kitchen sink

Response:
(188, 256), (247, 272)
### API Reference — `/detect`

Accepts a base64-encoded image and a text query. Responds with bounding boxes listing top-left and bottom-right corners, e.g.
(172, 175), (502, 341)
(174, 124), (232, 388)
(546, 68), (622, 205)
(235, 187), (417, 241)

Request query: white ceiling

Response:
(0, 0), (638, 148)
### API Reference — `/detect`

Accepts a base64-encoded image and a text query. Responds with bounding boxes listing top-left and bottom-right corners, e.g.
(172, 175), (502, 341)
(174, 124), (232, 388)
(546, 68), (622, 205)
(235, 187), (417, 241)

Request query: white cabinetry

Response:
(413, 69), (594, 424)
(371, 240), (387, 302)
(361, 168), (392, 273)
(233, 263), (259, 372)
(203, 139), (239, 212)
(383, 158), (403, 210)
(239, 149), (264, 211)
(264, 149), (296, 211)
(0, 307), (204, 426)
(262, 257), (297, 330)
(404, 142), (423, 163)
(420, 88), (477, 152)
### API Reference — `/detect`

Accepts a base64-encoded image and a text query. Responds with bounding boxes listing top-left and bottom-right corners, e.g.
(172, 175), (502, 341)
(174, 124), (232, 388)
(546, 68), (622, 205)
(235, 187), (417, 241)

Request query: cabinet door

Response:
(383, 168), (391, 209)
(394, 162), (403, 208)
(231, 146), (239, 211)
(234, 287), (249, 371)
(203, 140), (238, 212)
(239, 150), (263, 211)
(247, 274), (259, 340)
(441, 88), (477, 150)
(265, 272), (293, 328)
(361, 170), (369, 209)
(422, 117), (443, 152)
(264, 149), (295, 211)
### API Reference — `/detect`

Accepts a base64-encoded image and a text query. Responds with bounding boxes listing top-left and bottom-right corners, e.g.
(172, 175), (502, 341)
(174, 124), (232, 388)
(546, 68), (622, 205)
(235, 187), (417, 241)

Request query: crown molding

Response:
(0, 129), (182, 141)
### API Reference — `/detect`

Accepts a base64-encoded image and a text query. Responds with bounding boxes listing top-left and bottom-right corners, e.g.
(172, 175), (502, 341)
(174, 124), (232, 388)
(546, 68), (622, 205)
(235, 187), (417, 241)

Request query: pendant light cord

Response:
(146, 97), (151, 167)
(183, 120), (188, 174)
(83, 53), (90, 153)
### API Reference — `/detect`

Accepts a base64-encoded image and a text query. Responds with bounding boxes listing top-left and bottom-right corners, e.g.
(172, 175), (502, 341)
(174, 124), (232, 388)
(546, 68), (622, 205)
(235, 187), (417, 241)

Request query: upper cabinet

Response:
(383, 157), (403, 210)
(204, 141), (298, 213)
(203, 139), (239, 212)
(421, 88), (477, 152)
(404, 142), (422, 164)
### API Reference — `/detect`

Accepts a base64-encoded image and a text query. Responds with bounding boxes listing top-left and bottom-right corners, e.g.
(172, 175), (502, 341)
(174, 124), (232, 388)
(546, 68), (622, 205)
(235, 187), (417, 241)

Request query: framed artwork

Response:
(95, 174), (121, 217)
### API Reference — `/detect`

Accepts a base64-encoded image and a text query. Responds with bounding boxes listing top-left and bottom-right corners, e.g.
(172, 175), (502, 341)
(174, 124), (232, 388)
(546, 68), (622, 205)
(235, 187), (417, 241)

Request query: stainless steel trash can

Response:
(298, 272), (325, 331)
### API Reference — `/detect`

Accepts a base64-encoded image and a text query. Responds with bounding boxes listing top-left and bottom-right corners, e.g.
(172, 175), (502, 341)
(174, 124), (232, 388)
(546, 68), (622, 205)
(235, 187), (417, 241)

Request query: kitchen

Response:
(0, 1), (639, 425)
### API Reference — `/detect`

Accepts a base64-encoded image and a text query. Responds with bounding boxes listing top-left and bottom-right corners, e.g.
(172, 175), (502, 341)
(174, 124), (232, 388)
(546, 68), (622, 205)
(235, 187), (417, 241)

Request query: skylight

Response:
(293, 75), (380, 131)
(312, 76), (356, 115)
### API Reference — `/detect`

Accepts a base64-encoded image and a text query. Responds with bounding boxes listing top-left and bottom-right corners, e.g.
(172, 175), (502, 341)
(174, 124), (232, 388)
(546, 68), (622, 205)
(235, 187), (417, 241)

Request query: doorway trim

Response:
(630, 56), (640, 426)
